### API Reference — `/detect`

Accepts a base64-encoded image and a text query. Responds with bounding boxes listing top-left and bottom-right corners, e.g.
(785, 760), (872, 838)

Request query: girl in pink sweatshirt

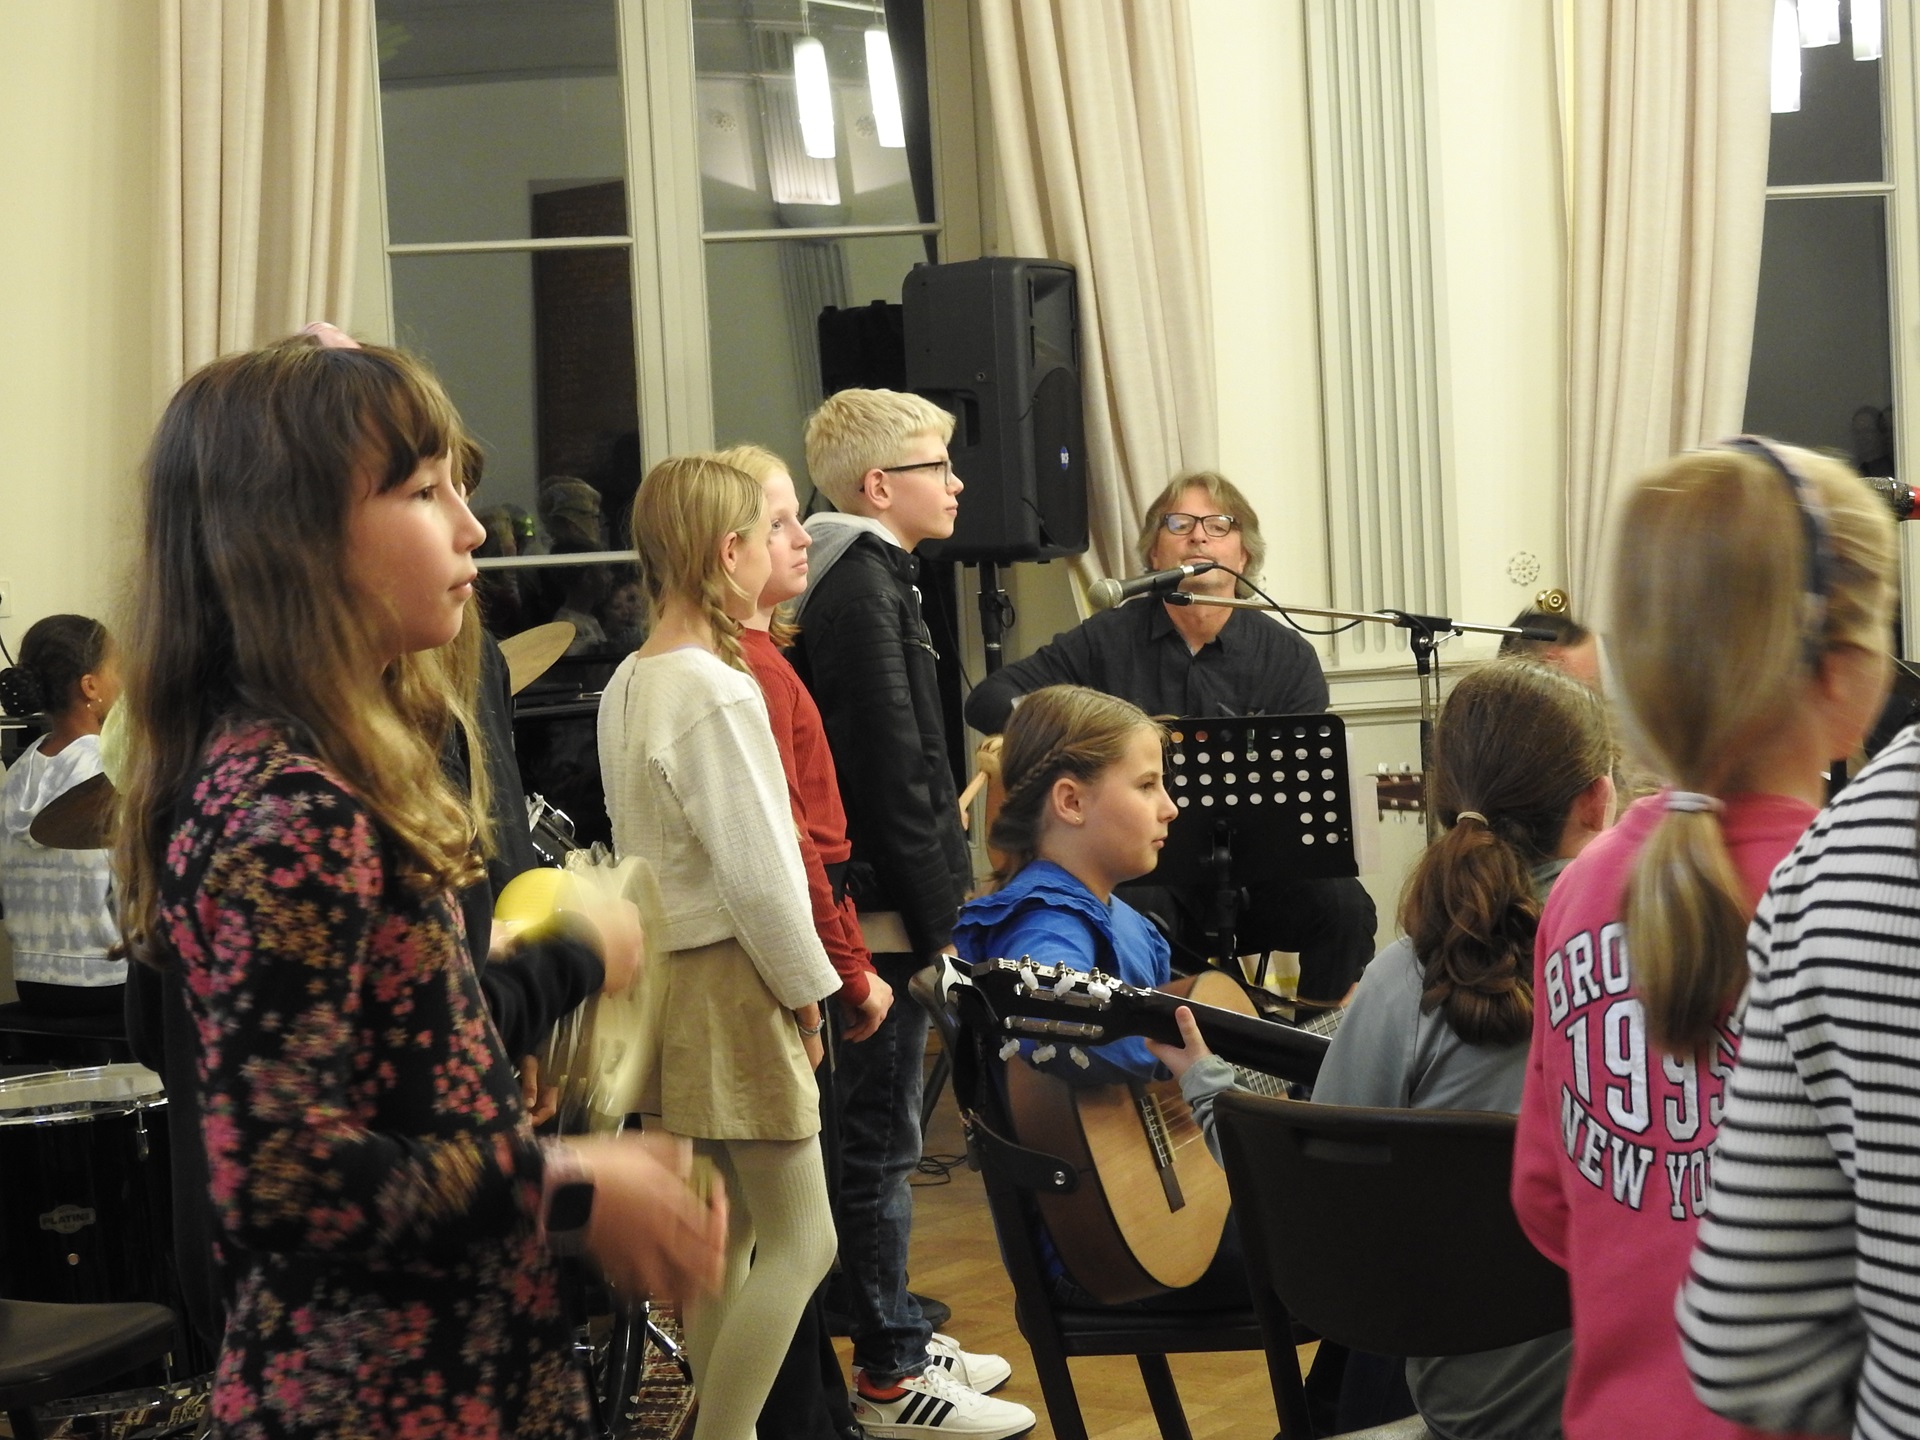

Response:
(1510, 439), (1896, 1440)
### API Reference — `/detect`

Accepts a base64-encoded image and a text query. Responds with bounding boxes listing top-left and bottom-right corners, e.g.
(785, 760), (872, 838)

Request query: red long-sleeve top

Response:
(743, 628), (875, 1005)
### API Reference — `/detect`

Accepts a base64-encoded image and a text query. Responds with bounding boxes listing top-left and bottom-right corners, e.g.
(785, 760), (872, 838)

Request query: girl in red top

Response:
(1511, 439), (1895, 1440)
(720, 442), (892, 1041)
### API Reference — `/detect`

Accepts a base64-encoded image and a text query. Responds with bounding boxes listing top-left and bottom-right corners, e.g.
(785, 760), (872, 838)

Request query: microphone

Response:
(1863, 475), (1920, 521)
(1087, 561), (1219, 612)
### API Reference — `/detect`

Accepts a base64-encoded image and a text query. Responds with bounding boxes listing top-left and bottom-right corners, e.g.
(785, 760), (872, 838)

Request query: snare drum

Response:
(0, 1065), (179, 1311)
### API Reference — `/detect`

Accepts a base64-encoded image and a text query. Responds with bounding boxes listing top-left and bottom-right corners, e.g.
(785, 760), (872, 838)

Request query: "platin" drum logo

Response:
(39, 1204), (96, 1235)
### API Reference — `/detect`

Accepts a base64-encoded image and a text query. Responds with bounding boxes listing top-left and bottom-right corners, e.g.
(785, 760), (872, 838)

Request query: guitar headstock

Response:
(1374, 766), (1426, 817)
(967, 957), (1136, 1039)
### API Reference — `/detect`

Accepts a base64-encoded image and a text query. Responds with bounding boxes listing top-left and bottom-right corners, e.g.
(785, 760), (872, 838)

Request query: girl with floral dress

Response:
(112, 335), (726, 1439)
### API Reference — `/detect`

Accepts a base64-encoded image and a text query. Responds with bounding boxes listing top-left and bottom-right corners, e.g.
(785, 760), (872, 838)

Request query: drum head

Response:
(0, 1063), (164, 1123)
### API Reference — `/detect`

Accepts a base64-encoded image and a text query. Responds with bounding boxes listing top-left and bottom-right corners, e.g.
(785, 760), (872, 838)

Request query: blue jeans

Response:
(832, 952), (933, 1382)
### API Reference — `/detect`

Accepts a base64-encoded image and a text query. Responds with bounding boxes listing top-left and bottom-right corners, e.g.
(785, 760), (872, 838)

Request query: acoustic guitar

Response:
(973, 960), (1328, 1304)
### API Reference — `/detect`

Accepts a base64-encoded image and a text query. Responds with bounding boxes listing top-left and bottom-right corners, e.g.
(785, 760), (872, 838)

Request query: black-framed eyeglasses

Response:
(1160, 512), (1238, 539)
(881, 459), (953, 482)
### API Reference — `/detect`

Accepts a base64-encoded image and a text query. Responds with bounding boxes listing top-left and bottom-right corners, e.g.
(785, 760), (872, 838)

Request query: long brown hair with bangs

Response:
(116, 335), (489, 966)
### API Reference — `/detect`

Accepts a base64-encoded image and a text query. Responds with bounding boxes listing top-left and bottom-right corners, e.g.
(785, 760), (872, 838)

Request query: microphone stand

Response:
(1165, 591), (1555, 839)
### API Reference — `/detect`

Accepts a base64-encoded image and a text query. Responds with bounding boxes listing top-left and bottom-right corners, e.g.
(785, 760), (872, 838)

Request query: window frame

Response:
(362, 0), (976, 573)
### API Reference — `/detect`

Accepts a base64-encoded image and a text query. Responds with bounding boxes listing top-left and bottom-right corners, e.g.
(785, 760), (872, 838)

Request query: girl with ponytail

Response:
(1150, 659), (1613, 1438)
(1511, 440), (1896, 1440)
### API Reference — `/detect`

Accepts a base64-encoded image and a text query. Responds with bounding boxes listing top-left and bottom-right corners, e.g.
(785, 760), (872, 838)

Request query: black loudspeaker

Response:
(903, 257), (1088, 562)
(818, 300), (906, 395)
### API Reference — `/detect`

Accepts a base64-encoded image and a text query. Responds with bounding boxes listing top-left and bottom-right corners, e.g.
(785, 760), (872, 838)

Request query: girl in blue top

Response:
(951, 684), (1176, 1084)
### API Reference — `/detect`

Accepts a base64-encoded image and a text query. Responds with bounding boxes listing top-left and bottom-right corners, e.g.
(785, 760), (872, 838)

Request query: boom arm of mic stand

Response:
(1169, 596), (1551, 841)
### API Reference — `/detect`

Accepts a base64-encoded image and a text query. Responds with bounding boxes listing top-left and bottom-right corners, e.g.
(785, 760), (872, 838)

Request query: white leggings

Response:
(683, 1135), (838, 1440)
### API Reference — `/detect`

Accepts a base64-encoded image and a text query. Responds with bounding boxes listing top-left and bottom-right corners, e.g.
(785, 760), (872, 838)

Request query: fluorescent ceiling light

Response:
(865, 27), (905, 149)
(1799, 0), (1841, 46)
(793, 35), (835, 159)
(1772, 0), (1803, 111)
(1854, 0), (1883, 60)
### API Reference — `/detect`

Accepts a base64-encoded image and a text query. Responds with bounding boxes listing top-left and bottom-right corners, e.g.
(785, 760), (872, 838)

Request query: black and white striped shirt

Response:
(1677, 728), (1920, 1439)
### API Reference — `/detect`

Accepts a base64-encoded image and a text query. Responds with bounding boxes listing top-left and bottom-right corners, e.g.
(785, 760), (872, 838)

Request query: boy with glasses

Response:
(789, 389), (1036, 1440)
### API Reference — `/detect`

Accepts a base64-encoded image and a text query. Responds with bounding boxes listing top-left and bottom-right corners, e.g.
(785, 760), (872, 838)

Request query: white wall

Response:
(0, 2), (166, 1002)
(1428, 0), (1567, 652)
(0, 4), (165, 657)
(1182, 0), (1566, 941)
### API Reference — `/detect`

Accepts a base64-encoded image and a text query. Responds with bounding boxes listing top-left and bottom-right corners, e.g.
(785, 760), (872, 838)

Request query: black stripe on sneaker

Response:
(900, 1394), (929, 1425)
(928, 1353), (955, 1370)
(927, 1399), (955, 1428)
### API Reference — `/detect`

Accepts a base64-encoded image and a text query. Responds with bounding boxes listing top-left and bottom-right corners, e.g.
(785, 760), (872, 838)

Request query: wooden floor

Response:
(832, 1090), (1313, 1440)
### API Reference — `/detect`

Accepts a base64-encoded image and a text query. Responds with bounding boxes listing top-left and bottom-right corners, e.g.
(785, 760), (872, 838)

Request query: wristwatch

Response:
(540, 1150), (596, 1257)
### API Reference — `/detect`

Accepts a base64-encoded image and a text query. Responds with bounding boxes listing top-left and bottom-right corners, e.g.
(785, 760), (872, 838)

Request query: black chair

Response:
(1213, 1091), (1572, 1439)
(938, 976), (1282, 1440)
(0, 1298), (178, 1440)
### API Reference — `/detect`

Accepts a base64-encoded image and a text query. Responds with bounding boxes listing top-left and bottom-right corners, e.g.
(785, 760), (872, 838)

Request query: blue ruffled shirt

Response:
(951, 859), (1172, 1081)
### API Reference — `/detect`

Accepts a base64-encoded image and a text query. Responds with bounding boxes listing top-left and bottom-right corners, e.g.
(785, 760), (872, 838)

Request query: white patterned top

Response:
(0, 733), (122, 986)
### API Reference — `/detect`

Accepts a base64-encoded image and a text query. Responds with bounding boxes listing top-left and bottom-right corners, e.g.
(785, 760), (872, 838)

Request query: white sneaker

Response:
(852, 1365), (1036, 1440)
(925, 1333), (1012, 1393)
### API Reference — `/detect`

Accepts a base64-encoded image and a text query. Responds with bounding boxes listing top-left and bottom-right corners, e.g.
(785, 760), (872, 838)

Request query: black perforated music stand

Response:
(1150, 713), (1359, 965)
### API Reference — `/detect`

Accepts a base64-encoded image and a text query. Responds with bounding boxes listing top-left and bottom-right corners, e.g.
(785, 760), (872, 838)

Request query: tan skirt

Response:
(633, 936), (820, 1141)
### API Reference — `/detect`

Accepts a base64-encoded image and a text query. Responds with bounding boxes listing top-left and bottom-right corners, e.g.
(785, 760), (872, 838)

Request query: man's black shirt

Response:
(964, 596), (1330, 733)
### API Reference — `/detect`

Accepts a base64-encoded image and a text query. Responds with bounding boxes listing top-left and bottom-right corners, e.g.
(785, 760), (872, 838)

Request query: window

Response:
(368, 0), (950, 842)
(1745, 1), (1892, 472)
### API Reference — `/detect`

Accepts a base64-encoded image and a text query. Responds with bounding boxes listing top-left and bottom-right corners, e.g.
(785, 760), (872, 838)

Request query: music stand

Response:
(1149, 713), (1359, 972)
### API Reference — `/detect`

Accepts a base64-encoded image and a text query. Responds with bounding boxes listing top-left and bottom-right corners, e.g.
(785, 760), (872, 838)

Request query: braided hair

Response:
(1400, 659), (1614, 1046)
(989, 685), (1168, 884)
(0, 614), (109, 718)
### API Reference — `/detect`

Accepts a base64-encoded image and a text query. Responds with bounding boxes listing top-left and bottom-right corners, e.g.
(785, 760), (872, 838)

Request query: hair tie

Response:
(1455, 811), (1489, 827)
(1666, 790), (1724, 815)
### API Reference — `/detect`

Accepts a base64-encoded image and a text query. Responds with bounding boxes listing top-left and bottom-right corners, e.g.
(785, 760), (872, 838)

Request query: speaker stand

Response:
(975, 560), (1014, 674)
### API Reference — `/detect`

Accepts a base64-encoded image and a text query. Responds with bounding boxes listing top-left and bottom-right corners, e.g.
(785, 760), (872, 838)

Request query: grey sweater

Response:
(1178, 860), (1572, 1440)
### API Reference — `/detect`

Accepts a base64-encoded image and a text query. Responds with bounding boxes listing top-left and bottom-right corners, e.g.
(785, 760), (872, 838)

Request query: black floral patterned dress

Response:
(157, 722), (591, 1438)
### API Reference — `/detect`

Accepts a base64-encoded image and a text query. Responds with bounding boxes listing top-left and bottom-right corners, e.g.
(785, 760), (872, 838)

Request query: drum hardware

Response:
(0, 1064), (214, 1379)
(528, 793), (581, 865)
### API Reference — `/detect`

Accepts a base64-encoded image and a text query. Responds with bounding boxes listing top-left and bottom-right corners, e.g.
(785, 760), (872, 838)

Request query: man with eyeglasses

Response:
(965, 470), (1376, 1001)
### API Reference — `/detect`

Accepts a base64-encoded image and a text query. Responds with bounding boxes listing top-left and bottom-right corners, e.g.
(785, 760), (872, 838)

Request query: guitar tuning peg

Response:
(1051, 970), (1079, 996)
(998, 1039), (1022, 1061)
(1068, 1046), (1091, 1069)
(1032, 1043), (1058, 1064)
(1087, 981), (1112, 1003)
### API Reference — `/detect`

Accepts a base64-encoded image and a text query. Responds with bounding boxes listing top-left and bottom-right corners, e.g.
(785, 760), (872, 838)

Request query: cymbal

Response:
(498, 621), (577, 695)
(30, 772), (116, 850)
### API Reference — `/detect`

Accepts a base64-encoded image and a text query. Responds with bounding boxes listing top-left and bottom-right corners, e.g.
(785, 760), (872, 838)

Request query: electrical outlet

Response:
(0, 582), (11, 619)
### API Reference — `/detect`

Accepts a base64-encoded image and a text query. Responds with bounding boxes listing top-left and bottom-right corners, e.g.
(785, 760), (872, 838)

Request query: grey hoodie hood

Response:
(792, 512), (903, 624)
(1, 734), (104, 843)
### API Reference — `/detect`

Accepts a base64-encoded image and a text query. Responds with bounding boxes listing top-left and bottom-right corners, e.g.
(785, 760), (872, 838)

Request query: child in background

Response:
(0, 614), (123, 1014)
(1151, 660), (1614, 1439)
(1510, 439), (1895, 1440)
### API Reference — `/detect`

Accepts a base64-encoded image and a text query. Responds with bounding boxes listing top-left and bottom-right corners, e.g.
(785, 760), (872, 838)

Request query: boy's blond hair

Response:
(804, 388), (955, 511)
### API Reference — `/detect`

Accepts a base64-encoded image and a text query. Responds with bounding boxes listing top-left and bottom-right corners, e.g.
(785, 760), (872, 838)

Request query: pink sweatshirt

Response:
(1512, 792), (1817, 1440)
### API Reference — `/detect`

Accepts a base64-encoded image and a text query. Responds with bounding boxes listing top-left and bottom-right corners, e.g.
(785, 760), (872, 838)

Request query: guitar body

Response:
(1005, 970), (1258, 1304)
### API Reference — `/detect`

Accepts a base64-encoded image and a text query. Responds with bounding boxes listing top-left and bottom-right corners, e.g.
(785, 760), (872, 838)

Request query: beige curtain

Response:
(1562, 0), (1773, 611)
(976, 0), (1217, 583)
(162, 0), (369, 383)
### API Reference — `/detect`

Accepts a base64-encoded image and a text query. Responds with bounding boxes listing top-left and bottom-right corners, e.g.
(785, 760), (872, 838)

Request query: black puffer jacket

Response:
(790, 520), (971, 956)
